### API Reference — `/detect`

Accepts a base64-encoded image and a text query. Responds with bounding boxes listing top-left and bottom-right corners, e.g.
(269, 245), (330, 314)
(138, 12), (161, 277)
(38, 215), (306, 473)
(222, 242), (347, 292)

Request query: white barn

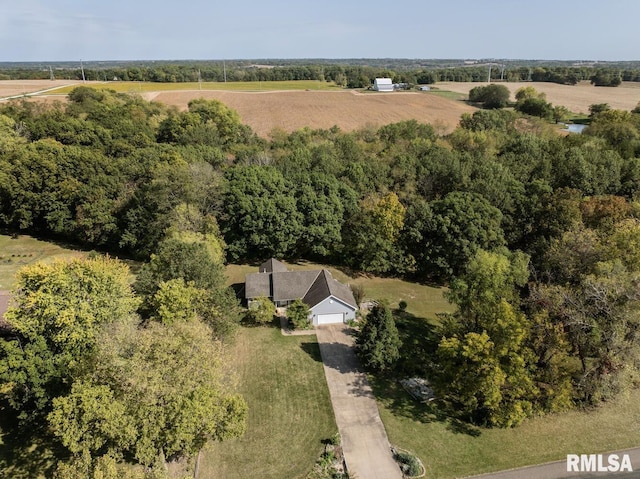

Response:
(373, 78), (394, 92)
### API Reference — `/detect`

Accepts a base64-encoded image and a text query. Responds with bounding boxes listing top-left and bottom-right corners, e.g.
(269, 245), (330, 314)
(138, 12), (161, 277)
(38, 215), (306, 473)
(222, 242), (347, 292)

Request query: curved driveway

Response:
(316, 324), (402, 479)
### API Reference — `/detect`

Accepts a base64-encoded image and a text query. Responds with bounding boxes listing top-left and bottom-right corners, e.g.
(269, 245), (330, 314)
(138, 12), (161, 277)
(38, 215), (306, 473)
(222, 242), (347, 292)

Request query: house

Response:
(373, 78), (394, 92)
(245, 259), (357, 326)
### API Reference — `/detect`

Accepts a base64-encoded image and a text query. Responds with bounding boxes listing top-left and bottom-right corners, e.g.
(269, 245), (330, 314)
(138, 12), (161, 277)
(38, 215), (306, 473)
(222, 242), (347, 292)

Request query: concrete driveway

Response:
(316, 324), (402, 479)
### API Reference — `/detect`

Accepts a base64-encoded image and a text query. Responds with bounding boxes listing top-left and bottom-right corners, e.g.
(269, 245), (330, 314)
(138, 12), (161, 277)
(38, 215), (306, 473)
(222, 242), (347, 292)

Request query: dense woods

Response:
(2, 83), (640, 473)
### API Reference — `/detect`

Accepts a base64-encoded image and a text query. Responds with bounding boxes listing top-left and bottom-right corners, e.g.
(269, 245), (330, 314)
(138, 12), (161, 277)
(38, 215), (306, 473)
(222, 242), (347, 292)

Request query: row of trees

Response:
(2, 63), (636, 87)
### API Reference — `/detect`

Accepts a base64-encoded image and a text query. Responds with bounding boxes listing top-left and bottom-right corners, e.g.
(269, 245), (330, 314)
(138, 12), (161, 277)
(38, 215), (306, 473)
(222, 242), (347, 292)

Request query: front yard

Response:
(198, 324), (337, 479)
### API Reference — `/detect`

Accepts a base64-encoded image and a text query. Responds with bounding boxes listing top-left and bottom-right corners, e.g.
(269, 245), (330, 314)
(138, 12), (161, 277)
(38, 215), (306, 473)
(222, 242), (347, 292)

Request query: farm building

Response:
(373, 78), (394, 92)
(245, 259), (357, 326)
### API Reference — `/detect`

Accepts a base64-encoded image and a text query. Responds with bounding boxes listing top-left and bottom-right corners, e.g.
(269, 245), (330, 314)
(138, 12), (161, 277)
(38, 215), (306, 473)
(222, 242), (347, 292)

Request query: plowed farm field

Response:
(437, 81), (640, 114)
(145, 89), (477, 136)
(0, 79), (81, 99)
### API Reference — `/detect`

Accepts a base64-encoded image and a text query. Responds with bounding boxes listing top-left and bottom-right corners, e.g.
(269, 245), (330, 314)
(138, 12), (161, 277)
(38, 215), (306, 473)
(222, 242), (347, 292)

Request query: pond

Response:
(564, 123), (588, 134)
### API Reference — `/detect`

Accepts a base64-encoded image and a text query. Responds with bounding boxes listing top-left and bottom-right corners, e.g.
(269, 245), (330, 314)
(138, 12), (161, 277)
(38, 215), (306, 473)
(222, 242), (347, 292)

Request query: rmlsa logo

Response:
(567, 454), (633, 472)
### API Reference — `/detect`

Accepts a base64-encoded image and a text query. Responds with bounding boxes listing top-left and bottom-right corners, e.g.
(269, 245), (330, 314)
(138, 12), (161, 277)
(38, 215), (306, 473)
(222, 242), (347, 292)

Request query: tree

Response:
(516, 97), (554, 121)
(356, 303), (401, 371)
(418, 192), (506, 280)
(49, 318), (248, 468)
(287, 299), (311, 330)
(434, 250), (541, 426)
(0, 257), (138, 419)
(245, 296), (275, 325)
(344, 192), (407, 274)
(222, 166), (303, 261)
(468, 84), (510, 109)
(591, 69), (622, 87)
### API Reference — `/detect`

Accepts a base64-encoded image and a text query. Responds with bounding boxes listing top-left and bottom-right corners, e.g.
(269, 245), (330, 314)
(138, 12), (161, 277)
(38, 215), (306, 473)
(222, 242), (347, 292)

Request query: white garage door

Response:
(317, 313), (344, 325)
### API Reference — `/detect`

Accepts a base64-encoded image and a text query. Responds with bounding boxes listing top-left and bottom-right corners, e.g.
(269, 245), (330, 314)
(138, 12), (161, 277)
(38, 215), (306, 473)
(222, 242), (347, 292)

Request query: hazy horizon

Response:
(2, 0), (639, 62)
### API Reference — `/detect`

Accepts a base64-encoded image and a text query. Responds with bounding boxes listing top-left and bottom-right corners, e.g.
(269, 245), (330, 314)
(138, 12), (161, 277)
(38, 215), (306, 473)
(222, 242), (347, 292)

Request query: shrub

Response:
(288, 298), (312, 330)
(398, 300), (407, 311)
(395, 450), (422, 477)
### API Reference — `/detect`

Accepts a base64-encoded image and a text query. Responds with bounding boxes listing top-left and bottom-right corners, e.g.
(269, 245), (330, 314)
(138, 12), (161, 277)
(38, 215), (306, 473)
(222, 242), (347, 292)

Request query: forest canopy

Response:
(2, 86), (640, 435)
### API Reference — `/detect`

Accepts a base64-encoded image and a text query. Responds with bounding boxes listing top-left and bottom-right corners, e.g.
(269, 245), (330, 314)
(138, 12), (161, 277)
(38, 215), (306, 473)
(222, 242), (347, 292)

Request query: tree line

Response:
(2, 86), (640, 434)
(2, 63), (638, 87)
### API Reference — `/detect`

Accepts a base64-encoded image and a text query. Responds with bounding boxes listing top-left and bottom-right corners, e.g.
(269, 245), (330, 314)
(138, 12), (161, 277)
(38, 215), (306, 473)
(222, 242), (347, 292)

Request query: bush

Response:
(288, 298), (312, 330)
(398, 300), (408, 311)
(245, 296), (275, 325)
(395, 450), (422, 477)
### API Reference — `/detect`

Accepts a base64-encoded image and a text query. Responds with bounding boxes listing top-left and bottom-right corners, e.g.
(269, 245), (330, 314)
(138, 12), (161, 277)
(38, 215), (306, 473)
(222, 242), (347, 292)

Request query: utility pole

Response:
(198, 69), (202, 90)
(49, 66), (55, 81)
(223, 60), (227, 83)
(500, 64), (505, 81)
(80, 59), (86, 83)
(488, 64), (492, 83)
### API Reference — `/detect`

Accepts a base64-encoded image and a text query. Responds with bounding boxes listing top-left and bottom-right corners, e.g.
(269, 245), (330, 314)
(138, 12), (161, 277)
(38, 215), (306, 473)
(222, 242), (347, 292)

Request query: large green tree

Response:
(356, 303), (402, 371)
(0, 257), (138, 420)
(49, 317), (248, 468)
(418, 192), (506, 280)
(221, 166), (303, 261)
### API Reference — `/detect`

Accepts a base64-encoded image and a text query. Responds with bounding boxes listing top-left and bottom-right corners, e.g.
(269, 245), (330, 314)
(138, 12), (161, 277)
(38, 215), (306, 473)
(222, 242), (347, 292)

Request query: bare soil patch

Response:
(150, 89), (476, 137)
(437, 81), (640, 114)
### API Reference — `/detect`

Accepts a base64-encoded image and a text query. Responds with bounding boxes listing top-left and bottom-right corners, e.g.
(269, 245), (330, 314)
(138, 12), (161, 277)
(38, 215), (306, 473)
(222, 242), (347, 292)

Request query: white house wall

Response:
(309, 296), (357, 325)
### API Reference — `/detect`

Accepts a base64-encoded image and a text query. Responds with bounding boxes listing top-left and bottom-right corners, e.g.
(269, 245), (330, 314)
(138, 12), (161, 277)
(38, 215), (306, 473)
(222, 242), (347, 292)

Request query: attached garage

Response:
(317, 313), (345, 325)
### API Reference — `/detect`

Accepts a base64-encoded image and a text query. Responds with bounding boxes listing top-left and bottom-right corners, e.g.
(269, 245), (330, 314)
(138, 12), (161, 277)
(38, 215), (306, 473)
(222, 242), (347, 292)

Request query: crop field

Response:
(42, 79), (344, 95)
(438, 80), (640, 114)
(148, 89), (476, 136)
(1, 79), (476, 136)
(0, 80), (82, 99)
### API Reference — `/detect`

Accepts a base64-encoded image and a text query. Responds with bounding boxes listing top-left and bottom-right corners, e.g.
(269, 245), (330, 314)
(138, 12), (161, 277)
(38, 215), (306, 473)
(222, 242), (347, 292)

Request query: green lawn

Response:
(199, 325), (337, 479)
(0, 234), (86, 290)
(424, 89), (468, 101)
(43, 80), (343, 96)
(374, 376), (640, 479)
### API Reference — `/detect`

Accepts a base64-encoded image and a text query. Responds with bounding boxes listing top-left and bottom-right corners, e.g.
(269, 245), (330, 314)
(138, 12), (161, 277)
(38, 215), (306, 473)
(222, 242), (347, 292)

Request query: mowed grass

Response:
(43, 80), (343, 95)
(199, 325), (337, 479)
(374, 374), (640, 479)
(0, 234), (86, 290)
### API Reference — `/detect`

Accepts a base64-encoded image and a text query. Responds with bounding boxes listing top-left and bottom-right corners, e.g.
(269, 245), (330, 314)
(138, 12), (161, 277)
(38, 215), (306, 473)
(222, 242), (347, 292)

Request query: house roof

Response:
(245, 272), (272, 299)
(272, 270), (320, 302)
(374, 77), (393, 85)
(245, 259), (357, 309)
(258, 258), (288, 273)
(303, 270), (357, 309)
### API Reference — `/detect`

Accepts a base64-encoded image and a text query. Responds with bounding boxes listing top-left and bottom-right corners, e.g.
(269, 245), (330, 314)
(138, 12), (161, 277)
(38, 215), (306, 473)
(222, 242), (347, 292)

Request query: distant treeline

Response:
(1, 62), (639, 87)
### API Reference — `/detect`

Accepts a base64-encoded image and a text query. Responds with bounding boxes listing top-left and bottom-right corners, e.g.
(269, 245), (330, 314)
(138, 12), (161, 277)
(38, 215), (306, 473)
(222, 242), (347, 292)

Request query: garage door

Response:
(317, 313), (344, 325)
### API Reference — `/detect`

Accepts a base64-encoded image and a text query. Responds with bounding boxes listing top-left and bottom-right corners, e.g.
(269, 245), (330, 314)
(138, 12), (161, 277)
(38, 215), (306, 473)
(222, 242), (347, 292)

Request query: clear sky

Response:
(1, 0), (639, 62)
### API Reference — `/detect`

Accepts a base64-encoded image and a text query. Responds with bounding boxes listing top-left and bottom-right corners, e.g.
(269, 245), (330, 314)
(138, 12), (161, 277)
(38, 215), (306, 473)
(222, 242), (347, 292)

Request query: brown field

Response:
(0, 80), (81, 99)
(146, 89), (477, 136)
(437, 81), (640, 114)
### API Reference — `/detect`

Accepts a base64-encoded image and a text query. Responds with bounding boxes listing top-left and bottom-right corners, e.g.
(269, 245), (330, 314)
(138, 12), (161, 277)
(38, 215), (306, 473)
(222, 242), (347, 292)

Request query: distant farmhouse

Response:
(245, 259), (357, 326)
(373, 78), (394, 92)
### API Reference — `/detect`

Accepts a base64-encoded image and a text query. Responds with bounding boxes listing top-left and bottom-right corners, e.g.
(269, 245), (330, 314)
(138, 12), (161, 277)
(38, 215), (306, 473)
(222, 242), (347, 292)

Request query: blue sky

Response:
(1, 0), (639, 61)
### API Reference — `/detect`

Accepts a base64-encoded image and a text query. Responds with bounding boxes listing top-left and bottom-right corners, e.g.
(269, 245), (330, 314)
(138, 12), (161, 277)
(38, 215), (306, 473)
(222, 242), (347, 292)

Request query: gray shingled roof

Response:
(303, 270), (357, 309)
(272, 270), (320, 302)
(245, 260), (356, 309)
(258, 258), (288, 273)
(245, 272), (271, 299)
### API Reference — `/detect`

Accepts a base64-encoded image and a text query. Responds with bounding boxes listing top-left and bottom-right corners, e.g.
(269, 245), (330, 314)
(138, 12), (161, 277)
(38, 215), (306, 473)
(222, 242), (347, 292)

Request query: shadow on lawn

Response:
(0, 402), (63, 478)
(372, 311), (483, 437)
